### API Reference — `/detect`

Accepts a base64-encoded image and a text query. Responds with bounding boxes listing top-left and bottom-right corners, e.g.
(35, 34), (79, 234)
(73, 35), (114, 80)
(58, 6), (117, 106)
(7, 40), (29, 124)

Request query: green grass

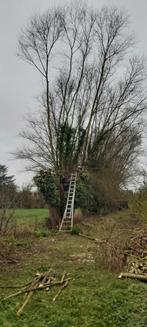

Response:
(0, 210), (147, 326)
(14, 208), (49, 225)
(0, 255), (147, 326)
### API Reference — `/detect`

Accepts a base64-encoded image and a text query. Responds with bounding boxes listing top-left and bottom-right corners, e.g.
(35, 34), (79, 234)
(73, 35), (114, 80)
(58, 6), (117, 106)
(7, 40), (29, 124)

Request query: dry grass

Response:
(0, 209), (145, 273)
(79, 211), (145, 272)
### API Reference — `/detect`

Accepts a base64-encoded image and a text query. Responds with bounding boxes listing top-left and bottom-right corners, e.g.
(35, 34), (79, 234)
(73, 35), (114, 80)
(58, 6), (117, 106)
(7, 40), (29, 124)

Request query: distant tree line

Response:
(0, 165), (45, 209)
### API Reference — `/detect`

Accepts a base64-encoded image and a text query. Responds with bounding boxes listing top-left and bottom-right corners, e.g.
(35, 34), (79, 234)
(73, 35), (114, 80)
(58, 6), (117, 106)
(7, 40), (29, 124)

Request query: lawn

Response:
(15, 208), (49, 225)
(0, 210), (147, 326)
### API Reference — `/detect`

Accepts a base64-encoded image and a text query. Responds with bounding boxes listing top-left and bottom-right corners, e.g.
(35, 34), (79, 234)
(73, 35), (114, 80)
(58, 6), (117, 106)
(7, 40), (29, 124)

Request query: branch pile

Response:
(119, 229), (147, 281)
(2, 270), (72, 316)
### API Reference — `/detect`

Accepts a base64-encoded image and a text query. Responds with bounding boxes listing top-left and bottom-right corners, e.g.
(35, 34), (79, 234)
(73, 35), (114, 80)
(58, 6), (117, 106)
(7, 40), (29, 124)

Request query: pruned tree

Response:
(15, 4), (147, 217)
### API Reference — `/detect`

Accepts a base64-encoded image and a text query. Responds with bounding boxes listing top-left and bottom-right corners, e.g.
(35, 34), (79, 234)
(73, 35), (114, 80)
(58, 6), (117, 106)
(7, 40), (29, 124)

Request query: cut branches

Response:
(2, 270), (72, 316)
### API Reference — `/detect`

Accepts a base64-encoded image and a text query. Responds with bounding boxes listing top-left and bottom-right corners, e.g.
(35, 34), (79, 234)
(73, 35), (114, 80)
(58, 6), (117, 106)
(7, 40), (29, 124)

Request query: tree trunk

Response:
(46, 205), (60, 229)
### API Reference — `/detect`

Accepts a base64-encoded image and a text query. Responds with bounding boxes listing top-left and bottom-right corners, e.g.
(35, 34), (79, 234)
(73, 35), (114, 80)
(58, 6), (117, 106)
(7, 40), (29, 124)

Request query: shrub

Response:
(34, 171), (60, 208)
(71, 225), (81, 235)
(130, 187), (147, 224)
(0, 209), (16, 236)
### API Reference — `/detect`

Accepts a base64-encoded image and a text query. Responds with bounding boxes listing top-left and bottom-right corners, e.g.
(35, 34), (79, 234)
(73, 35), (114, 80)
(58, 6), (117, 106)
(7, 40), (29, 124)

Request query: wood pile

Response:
(119, 229), (147, 281)
(2, 270), (72, 316)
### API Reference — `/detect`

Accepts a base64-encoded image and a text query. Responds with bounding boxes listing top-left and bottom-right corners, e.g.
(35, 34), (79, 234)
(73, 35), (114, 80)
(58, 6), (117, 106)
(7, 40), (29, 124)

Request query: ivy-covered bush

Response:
(75, 174), (107, 214)
(34, 170), (126, 217)
(34, 170), (60, 208)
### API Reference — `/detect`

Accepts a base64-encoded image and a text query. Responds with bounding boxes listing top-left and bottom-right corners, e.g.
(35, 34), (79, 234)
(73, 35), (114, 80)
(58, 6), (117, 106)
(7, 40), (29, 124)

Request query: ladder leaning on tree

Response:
(59, 173), (77, 232)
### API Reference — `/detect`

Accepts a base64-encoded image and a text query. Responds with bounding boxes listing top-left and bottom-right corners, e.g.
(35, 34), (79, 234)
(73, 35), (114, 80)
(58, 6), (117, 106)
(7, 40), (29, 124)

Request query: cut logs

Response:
(118, 272), (147, 282)
(118, 230), (147, 282)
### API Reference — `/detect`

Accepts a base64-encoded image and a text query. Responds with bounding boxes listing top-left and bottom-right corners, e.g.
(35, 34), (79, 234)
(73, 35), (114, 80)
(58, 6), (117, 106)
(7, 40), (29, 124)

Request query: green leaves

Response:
(34, 171), (60, 207)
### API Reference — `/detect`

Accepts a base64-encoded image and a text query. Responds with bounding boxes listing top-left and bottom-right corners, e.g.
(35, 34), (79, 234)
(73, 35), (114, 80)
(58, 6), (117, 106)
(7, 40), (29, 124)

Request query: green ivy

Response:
(34, 171), (60, 207)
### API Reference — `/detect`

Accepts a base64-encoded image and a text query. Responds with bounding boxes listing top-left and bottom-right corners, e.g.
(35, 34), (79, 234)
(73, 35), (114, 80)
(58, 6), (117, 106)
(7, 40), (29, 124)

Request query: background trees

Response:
(15, 4), (147, 216)
(0, 165), (16, 190)
(0, 165), (16, 208)
(0, 165), (17, 234)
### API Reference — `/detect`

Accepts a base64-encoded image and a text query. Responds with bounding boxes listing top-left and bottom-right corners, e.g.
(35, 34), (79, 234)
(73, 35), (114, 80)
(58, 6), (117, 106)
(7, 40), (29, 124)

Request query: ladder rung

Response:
(62, 223), (71, 225)
(59, 172), (77, 231)
(62, 222), (71, 225)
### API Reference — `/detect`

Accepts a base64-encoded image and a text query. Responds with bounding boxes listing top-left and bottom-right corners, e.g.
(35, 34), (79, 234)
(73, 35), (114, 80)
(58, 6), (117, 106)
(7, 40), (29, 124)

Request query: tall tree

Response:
(16, 5), (146, 176)
(15, 5), (147, 216)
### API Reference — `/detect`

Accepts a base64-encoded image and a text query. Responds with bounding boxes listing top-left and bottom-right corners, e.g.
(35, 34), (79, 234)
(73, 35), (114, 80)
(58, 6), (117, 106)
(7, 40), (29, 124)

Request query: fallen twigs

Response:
(53, 280), (68, 302)
(17, 290), (34, 316)
(2, 270), (72, 316)
(78, 233), (104, 243)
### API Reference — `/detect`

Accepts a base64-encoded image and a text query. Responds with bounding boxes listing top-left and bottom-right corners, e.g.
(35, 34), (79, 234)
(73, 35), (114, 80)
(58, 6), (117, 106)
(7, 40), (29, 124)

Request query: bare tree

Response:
(15, 5), (146, 182)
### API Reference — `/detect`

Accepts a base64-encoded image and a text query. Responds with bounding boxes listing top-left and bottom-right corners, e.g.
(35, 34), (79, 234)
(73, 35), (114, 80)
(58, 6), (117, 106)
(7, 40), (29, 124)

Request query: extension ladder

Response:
(59, 173), (77, 232)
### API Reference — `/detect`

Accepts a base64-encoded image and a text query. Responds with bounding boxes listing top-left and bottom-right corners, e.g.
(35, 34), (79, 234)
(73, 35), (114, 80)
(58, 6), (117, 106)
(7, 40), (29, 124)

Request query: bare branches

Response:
(16, 4), (147, 182)
(18, 9), (64, 75)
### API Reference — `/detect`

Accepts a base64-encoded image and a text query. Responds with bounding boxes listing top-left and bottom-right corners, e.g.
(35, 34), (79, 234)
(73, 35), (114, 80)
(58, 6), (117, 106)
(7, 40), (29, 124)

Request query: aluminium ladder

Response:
(59, 173), (77, 232)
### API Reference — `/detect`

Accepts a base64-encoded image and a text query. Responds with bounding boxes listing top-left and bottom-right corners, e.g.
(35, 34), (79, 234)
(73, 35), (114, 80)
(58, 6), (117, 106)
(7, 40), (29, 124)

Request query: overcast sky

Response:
(0, 0), (147, 187)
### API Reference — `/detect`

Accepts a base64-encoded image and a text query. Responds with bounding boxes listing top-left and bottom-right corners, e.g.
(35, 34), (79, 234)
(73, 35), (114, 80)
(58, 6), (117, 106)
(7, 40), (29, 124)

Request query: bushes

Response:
(34, 171), (61, 227)
(71, 225), (81, 235)
(0, 180), (17, 236)
(34, 171), (60, 208)
(75, 174), (105, 214)
(75, 173), (126, 215)
(0, 209), (16, 236)
(34, 169), (127, 220)
(130, 186), (147, 224)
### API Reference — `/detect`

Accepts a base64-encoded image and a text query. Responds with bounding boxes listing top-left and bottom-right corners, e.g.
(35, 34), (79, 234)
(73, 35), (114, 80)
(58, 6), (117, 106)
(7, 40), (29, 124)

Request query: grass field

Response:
(15, 208), (49, 225)
(0, 210), (147, 326)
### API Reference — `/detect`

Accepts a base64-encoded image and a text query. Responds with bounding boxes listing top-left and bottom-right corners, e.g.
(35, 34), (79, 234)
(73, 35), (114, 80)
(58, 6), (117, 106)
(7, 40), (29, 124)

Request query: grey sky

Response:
(0, 0), (147, 187)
